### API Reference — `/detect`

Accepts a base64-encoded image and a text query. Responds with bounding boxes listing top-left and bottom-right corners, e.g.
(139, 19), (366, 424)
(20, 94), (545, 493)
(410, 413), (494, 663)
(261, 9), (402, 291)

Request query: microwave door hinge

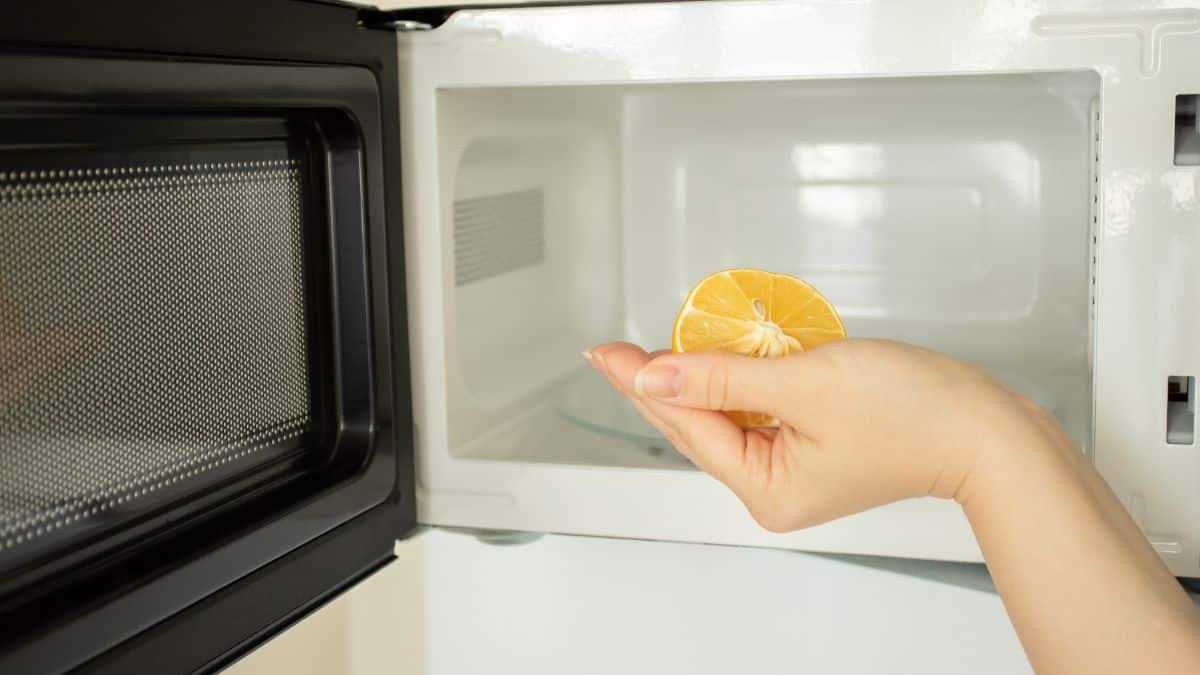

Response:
(382, 19), (433, 31)
(357, 8), (433, 31)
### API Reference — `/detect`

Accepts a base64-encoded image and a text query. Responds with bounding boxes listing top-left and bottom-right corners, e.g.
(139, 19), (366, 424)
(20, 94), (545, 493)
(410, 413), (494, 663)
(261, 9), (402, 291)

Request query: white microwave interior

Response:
(438, 71), (1100, 468)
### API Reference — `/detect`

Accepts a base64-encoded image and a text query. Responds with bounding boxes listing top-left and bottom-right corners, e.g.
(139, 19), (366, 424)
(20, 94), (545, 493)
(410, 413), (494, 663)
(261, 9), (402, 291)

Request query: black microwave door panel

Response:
(0, 1), (414, 673)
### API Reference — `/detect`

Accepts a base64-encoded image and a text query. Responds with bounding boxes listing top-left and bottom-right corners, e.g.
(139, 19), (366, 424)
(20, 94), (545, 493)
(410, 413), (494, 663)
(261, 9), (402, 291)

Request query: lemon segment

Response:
(670, 268), (846, 427)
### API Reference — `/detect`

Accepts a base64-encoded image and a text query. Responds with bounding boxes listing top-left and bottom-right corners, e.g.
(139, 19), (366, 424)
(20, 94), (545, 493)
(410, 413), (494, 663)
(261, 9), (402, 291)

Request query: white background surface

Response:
(228, 528), (1032, 674)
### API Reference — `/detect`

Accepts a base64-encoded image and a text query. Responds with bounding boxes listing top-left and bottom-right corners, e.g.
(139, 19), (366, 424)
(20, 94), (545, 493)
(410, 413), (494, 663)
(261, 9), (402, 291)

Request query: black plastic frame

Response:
(0, 2), (413, 673)
(360, 0), (710, 28)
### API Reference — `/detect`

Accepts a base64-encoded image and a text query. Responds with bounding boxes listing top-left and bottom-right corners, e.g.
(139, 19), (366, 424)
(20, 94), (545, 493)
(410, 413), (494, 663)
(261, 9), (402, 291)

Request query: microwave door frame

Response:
(0, 1), (416, 673)
(360, 0), (712, 28)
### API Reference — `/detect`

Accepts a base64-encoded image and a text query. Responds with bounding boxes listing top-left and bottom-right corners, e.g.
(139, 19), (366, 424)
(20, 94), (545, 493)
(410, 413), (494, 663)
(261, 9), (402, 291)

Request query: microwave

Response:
(2, 0), (1198, 671)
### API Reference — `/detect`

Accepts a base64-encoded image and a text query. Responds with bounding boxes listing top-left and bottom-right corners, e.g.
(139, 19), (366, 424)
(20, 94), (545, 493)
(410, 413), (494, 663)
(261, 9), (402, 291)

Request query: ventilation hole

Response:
(454, 189), (545, 286)
(1175, 94), (1199, 166)
(1167, 375), (1195, 445)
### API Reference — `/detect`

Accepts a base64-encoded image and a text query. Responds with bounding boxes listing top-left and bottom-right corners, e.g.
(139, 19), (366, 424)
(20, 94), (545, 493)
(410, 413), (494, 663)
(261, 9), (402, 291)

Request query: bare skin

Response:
(585, 339), (1200, 675)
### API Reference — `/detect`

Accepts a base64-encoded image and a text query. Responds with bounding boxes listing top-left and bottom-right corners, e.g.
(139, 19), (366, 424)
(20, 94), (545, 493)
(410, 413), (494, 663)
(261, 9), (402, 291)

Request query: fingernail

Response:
(635, 364), (681, 398)
(583, 351), (607, 374)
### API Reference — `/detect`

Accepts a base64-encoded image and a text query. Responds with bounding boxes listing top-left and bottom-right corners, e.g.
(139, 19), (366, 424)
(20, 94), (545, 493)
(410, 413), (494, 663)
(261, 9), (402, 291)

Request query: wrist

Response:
(950, 422), (1084, 511)
(952, 403), (1084, 511)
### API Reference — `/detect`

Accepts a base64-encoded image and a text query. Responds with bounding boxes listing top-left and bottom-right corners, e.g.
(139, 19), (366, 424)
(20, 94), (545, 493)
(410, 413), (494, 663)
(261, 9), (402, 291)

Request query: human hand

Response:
(589, 339), (1200, 674)
(585, 339), (1064, 532)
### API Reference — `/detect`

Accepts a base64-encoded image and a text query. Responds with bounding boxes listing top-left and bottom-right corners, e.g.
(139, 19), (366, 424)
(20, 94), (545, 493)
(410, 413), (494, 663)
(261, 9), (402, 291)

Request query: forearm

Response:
(961, 429), (1200, 674)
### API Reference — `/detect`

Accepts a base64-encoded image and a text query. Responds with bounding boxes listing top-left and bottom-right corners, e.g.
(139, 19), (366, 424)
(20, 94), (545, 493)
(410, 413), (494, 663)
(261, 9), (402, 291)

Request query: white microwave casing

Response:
(399, 0), (1200, 577)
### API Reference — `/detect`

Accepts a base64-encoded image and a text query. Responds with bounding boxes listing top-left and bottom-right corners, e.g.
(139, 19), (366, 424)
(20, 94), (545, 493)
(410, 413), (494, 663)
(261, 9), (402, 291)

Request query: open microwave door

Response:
(0, 1), (415, 672)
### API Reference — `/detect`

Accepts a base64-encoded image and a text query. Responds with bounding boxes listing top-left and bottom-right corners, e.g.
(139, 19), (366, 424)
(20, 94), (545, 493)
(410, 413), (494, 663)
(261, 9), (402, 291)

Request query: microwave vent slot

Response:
(1167, 375), (1195, 444)
(453, 189), (545, 286)
(1175, 94), (1199, 166)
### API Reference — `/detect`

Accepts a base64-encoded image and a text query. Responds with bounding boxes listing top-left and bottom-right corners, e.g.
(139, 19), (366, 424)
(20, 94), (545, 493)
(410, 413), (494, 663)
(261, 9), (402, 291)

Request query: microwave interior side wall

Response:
(436, 73), (1097, 469)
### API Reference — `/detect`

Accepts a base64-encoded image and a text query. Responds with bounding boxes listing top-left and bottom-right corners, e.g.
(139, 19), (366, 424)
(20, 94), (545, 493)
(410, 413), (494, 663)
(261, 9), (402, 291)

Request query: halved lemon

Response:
(671, 268), (846, 427)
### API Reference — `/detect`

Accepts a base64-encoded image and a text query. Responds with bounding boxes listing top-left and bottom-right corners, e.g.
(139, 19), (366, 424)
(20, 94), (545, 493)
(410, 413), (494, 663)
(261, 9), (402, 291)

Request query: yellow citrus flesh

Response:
(671, 269), (846, 427)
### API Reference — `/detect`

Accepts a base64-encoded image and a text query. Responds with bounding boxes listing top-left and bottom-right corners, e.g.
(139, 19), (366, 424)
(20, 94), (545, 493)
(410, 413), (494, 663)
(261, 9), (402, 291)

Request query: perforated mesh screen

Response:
(454, 189), (545, 286)
(0, 157), (314, 557)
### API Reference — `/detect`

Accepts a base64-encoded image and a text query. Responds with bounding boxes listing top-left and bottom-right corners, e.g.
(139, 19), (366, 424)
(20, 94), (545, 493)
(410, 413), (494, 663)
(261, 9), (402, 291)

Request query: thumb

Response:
(635, 350), (816, 419)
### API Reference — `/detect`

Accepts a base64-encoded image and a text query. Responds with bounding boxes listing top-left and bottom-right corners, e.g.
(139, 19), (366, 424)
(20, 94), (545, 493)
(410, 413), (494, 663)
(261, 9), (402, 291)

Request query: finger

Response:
(633, 350), (823, 421)
(628, 399), (698, 461)
(586, 343), (701, 461)
(592, 345), (697, 443)
(587, 342), (647, 398)
(587, 344), (679, 432)
(593, 343), (760, 491)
